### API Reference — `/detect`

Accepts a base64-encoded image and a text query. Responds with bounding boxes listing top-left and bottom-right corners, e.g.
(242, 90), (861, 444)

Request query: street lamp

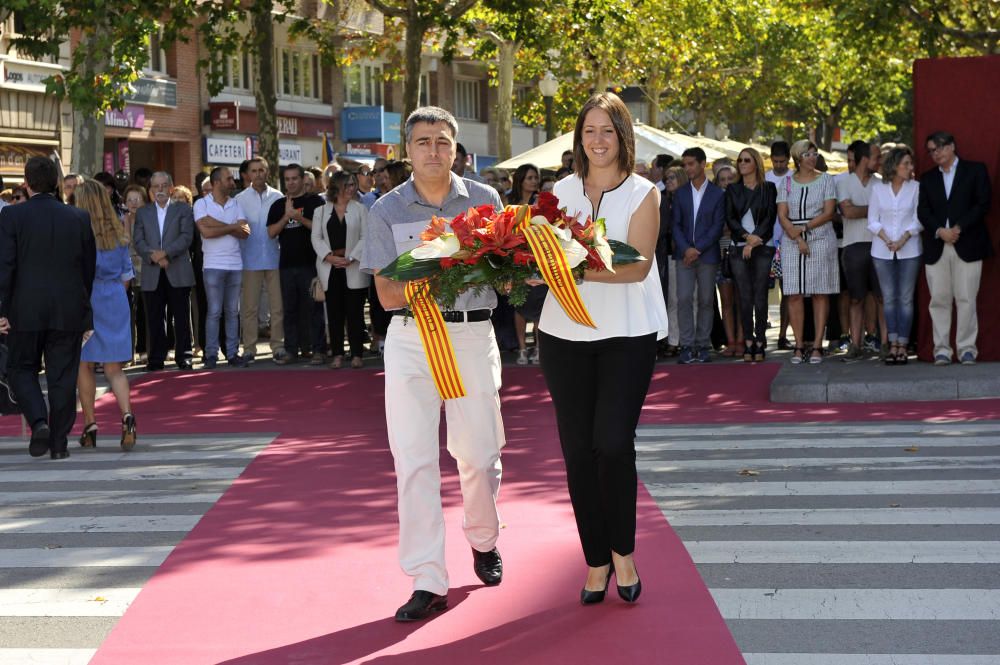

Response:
(538, 71), (560, 142)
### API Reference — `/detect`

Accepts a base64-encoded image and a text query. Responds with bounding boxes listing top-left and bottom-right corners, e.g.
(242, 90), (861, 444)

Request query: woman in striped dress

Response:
(776, 140), (839, 364)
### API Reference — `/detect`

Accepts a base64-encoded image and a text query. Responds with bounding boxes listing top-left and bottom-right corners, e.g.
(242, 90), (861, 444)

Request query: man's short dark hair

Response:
(238, 160), (251, 177)
(134, 167), (153, 182)
(283, 163), (305, 179)
(209, 166), (228, 185)
(653, 154), (672, 169)
(24, 156), (59, 194)
(770, 141), (790, 158)
(847, 140), (870, 163)
(926, 130), (955, 150)
(455, 143), (468, 158)
(681, 147), (707, 163)
(562, 150), (573, 158)
(555, 166), (573, 179)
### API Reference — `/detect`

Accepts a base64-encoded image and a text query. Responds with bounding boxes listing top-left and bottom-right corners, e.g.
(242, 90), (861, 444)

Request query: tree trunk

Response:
(251, 1), (279, 186)
(400, 14), (424, 157)
(71, 29), (107, 175)
(695, 109), (708, 135)
(644, 63), (662, 127)
(495, 40), (517, 162)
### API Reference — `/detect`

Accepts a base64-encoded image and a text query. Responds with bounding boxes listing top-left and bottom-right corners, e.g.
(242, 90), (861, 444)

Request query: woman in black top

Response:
(725, 148), (777, 362)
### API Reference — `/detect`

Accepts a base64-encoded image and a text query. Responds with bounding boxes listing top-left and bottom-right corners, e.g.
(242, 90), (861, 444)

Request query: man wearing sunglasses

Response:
(355, 165), (378, 209)
(918, 131), (992, 365)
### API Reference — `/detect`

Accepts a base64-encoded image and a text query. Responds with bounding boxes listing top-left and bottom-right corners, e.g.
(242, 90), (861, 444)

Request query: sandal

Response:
(791, 347), (804, 365)
(808, 348), (824, 364)
(753, 344), (765, 363)
(896, 345), (909, 365)
(329, 356), (344, 369)
(350, 356), (364, 369)
(120, 413), (137, 451)
(743, 343), (754, 363)
(79, 423), (97, 448)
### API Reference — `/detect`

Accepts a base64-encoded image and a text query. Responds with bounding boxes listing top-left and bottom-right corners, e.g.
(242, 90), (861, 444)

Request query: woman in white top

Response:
(867, 146), (922, 365)
(311, 171), (371, 368)
(537, 92), (666, 606)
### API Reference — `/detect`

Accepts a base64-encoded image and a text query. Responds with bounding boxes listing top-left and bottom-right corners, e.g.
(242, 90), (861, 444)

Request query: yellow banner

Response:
(523, 223), (596, 328)
(404, 280), (467, 400)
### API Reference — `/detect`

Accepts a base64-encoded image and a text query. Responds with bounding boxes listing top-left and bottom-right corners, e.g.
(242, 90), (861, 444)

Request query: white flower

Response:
(411, 234), (460, 260)
(592, 221), (615, 273)
(530, 214), (573, 242)
(561, 238), (589, 269)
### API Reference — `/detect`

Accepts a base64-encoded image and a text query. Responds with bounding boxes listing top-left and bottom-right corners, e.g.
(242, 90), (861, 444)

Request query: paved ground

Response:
(0, 433), (275, 664)
(636, 420), (1000, 665)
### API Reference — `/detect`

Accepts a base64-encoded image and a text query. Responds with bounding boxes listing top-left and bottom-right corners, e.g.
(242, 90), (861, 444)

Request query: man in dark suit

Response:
(0, 157), (96, 459)
(918, 131), (993, 365)
(133, 171), (196, 371)
(672, 147), (725, 364)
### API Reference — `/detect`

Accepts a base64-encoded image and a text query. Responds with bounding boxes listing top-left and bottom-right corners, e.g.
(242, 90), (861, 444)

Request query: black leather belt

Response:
(394, 308), (492, 322)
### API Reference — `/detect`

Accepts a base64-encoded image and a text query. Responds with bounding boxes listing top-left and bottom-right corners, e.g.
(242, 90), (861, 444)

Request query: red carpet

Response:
(76, 368), (745, 665)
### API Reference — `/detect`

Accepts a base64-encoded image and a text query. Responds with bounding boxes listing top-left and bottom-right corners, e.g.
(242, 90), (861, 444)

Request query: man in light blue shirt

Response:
(234, 157), (287, 364)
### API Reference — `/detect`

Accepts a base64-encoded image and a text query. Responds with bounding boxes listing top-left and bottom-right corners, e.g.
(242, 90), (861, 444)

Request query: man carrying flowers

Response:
(360, 107), (506, 623)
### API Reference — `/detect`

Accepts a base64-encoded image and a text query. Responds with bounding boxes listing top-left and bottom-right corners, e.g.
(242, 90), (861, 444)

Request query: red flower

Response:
(533, 191), (561, 222)
(512, 249), (535, 266)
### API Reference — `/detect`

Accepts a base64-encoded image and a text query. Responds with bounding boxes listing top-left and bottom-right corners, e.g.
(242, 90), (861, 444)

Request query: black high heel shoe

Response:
(79, 423), (97, 448)
(580, 566), (613, 605)
(616, 563), (642, 603)
(120, 413), (137, 451)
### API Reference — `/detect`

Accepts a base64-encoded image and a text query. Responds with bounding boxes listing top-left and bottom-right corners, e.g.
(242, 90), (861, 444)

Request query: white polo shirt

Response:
(193, 195), (245, 271)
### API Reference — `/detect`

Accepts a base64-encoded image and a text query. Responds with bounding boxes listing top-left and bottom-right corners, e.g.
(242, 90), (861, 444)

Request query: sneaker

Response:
(529, 347), (540, 365)
(837, 335), (851, 352)
(696, 347), (711, 363)
(227, 355), (248, 368)
(272, 350), (290, 365)
(934, 354), (951, 366)
(960, 352), (976, 365)
(516, 349), (529, 365)
(841, 344), (863, 362)
(677, 347), (694, 364)
(863, 335), (880, 353)
(777, 337), (791, 350)
(203, 355), (218, 369)
(242, 353), (256, 365)
(309, 354), (325, 366)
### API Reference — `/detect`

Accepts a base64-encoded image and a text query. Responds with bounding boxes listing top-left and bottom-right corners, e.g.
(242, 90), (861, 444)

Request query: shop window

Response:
(344, 63), (383, 107)
(454, 79), (480, 121)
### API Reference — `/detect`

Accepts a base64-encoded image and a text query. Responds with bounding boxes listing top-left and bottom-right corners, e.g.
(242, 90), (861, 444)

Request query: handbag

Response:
(720, 244), (736, 279)
(310, 276), (326, 303)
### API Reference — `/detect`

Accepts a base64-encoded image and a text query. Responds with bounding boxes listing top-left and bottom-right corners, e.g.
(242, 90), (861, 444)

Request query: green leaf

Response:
(379, 253), (443, 282)
(608, 239), (645, 264)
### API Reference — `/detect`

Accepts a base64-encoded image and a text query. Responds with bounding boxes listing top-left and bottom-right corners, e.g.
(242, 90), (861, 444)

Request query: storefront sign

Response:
(345, 143), (397, 160)
(1, 59), (60, 92)
(0, 143), (51, 172)
(117, 139), (131, 174)
(104, 105), (145, 130)
(277, 116), (298, 135)
(125, 77), (177, 108)
(205, 136), (302, 166)
(341, 106), (401, 144)
(210, 102), (239, 131)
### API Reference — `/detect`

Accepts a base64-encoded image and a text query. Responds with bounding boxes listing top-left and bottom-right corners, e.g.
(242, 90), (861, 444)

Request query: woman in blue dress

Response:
(73, 180), (137, 450)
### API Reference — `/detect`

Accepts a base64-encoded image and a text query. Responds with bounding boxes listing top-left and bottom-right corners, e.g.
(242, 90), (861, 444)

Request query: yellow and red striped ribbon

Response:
(404, 279), (467, 400)
(522, 222), (596, 328)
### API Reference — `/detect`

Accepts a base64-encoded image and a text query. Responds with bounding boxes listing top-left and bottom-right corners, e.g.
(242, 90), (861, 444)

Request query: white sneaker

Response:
(516, 349), (529, 365)
(530, 347), (540, 365)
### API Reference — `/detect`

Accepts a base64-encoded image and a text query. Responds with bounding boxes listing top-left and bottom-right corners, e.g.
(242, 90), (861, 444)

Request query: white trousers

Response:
(384, 315), (505, 595)
(925, 243), (982, 360)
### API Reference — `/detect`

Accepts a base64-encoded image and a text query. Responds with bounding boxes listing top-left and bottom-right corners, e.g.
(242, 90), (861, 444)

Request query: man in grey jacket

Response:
(133, 171), (196, 371)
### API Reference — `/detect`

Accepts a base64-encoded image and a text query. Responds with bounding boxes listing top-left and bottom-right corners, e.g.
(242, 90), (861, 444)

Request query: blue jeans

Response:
(872, 256), (920, 344)
(203, 269), (242, 358)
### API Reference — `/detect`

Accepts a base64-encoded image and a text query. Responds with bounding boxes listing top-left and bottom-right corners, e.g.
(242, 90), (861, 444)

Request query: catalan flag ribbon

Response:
(522, 222), (596, 328)
(404, 279), (467, 400)
(321, 132), (334, 169)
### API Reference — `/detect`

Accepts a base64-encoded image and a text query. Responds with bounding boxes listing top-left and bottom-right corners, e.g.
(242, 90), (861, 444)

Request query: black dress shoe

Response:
(580, 566), (613, 605)
(50, 449), (70, 460)
(176, 359), (193, 371)
(617, 564), (641, 603)
(472, 547), (502, 586)
(394, 590), (447, 622)
(29, 423), (50, 457)
(146, 362), (165, 372)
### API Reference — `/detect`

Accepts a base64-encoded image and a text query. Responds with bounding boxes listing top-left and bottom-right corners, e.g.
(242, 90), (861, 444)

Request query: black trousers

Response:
(730, 245), (775, 345)
(8, 330), (82, 452)
(143, 272), (192, 365)
(280, 265), (315, 356)
(325, 269), (367, 358)
(538, 330), (658, 567)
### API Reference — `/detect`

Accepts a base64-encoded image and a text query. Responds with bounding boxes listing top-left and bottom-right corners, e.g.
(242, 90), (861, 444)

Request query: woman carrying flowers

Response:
(537, 92), (667, 605)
